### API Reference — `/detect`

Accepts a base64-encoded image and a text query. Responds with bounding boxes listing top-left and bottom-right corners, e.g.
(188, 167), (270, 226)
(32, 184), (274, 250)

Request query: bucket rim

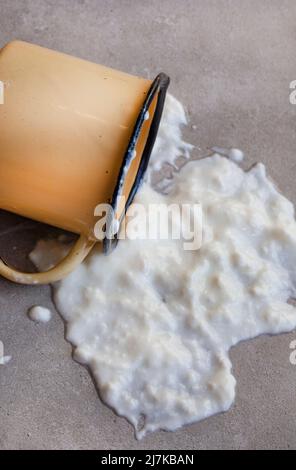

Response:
(103, 72), (170, 254)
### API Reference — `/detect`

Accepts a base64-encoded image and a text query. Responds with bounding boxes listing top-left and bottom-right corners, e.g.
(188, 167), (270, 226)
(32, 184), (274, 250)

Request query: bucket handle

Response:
(0, 234), (95, 284)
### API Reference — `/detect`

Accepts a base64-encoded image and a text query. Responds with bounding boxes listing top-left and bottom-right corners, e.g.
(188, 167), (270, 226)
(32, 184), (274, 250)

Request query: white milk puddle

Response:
(28, 306), (52, 323)
(211, 147), (244, 163)
(30, 95), (296, 439)
(0, 355), (11, 366)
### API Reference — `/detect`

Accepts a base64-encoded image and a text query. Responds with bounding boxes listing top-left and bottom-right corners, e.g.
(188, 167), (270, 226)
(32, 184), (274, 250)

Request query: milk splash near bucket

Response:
(0, 41), (169, 284)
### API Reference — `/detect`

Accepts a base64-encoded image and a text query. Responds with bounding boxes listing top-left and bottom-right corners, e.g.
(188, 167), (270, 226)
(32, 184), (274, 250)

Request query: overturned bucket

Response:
(0, 41), (169, 284)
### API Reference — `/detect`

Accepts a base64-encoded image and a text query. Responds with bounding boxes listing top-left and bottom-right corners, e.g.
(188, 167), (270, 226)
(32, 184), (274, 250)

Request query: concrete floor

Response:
(0, 0), (296, 450)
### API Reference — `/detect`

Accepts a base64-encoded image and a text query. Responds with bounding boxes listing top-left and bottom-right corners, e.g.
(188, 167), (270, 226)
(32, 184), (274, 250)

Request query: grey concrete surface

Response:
(1, 0), (296, 450)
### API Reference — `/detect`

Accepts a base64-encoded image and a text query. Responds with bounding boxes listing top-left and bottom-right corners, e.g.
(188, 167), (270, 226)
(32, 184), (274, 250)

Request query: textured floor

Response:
(0, 0), (296, 450)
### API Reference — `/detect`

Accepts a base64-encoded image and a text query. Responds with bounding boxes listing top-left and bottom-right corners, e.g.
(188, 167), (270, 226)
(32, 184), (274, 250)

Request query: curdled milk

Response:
(31, 95), (296, 439)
